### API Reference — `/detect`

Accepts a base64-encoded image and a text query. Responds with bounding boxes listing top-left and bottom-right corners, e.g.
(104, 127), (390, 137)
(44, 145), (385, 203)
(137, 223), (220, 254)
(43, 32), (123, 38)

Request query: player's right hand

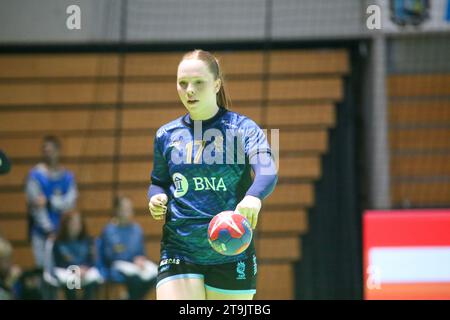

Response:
(148, 193), (168, 221)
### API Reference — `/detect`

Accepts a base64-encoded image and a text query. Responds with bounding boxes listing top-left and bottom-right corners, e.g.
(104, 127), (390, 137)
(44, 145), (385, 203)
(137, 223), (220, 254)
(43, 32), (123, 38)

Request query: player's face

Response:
(42, 141), (60, 165)
(177, 59), (220, 112)
(68, 214), (82, 239)
(117, 198), (134, 223)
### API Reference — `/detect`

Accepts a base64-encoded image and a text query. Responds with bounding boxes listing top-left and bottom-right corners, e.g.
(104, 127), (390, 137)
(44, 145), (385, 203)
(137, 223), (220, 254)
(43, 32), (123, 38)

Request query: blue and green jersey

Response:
(150, 106), (272, 264)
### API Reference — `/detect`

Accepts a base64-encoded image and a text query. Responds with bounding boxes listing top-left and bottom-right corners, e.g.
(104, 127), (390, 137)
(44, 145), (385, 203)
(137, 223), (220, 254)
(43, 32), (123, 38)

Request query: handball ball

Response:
(207, 211), (253, 256)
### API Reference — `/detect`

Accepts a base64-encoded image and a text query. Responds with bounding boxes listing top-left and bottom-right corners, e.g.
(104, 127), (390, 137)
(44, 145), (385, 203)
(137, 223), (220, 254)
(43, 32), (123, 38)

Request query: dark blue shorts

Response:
(156, 254), (258, 295)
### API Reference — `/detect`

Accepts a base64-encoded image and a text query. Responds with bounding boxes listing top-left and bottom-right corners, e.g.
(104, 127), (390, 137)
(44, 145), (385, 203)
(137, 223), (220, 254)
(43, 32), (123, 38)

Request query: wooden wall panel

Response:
(389, 74), (450, 97)
(0, 83), (118, 105)
(265, 183), (314, 207)
(269, 78), (343, 101)
(392, 182), (450, 206)
(270, 49), (349, 75)
(390, 129), (450, 151)
(0, 136), (116, 159)
(256, 263), (294, 300)
(390, 101), (450, 124)
(0, 110), (116, 133)
(0, 54), (119, 78)
(267, 104), (335, 127)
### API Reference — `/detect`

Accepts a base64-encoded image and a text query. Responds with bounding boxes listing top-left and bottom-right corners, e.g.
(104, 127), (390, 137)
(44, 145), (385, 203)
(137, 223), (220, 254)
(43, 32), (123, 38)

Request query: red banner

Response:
(363, 209), (450, 300)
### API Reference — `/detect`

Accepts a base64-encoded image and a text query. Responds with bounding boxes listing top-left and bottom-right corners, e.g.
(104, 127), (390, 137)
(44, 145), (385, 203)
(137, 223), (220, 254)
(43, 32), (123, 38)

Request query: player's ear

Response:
(214, 78), (221, 94)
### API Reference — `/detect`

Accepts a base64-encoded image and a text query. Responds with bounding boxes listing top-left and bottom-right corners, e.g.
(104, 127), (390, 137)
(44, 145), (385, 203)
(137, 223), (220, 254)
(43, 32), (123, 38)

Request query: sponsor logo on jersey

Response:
(173, 173), (228, 198)
(169, 139), (182, 150)
(192, 177), (227, 192)
(173, 173), (189, 198)
(221, 120), (239, 129)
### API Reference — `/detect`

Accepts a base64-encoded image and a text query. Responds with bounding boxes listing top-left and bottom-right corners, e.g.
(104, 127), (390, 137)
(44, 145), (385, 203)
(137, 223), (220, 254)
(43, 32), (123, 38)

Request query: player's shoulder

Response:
(101, 221), (117, 234)
(131, 222), (144, 233)
(28, 163), (47, 179)
(63, 168), (76, 180)
(222, 109), (260, 130)
(28, 164), (74, 179)
(155, 115), (186, 139)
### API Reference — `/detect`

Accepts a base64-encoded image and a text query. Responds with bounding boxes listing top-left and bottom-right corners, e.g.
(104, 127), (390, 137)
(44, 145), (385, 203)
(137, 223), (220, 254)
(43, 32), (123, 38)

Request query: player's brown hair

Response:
(56, 210), (89, 242)
(43, 135), (61, 150)
(181, 49), (231, 109)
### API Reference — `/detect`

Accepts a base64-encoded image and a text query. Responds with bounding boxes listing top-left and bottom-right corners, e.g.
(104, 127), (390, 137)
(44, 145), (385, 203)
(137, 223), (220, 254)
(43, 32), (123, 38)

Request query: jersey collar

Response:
(182, 106), (227, 128)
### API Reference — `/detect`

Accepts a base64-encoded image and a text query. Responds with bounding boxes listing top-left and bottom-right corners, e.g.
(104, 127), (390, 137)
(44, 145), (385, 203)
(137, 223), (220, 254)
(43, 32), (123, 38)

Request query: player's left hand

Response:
(234, 195), (262, 229)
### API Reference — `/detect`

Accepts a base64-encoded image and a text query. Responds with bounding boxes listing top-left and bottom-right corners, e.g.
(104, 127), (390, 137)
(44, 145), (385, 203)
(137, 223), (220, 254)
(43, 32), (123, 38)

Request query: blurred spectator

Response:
(25, 136), (78, 269)
(49, 210), (103, 300)
(98, 196), (157, 300)
(0, 236), (21, 300)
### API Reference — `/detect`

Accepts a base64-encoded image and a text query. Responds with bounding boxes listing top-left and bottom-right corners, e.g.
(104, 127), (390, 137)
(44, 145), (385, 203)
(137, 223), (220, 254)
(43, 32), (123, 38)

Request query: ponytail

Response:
(216, 75), (231, 109)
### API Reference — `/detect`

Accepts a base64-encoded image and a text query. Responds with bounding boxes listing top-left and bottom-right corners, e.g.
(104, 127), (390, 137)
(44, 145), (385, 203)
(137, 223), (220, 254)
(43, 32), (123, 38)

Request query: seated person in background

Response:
(51, 210), (103, 300)
(0, 236), (21, 300)
(15, 268), (44, 300)
(99, 196), (157, 300)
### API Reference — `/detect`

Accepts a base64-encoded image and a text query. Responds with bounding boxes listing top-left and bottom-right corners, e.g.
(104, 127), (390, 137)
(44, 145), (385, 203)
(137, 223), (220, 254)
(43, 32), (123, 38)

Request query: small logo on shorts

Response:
(252, 255), (257, 276)
(160, 265), (170, 273)
(160, 258), (180, 266)
(236, 261), (246, 280)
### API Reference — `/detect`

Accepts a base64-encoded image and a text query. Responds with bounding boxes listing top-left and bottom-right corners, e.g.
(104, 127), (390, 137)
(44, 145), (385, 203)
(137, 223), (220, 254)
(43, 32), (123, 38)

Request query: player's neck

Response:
(42, 160), (62, 173)
(113, 216), (132, 226)
(189, 104), (219, 121)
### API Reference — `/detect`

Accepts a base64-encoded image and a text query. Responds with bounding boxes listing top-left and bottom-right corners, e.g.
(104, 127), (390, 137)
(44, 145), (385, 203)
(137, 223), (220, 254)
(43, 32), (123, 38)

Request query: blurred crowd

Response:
(0, 136), (157, 300)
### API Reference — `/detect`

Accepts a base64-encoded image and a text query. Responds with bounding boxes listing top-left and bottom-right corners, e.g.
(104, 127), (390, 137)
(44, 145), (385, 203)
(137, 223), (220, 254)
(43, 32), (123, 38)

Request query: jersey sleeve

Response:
(241, 118), (278, 198)
(150, 129), (171, 189)
(241, 118), (272, 160)
(25, 170), (54, 234)
(245, 152), (278, 200)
